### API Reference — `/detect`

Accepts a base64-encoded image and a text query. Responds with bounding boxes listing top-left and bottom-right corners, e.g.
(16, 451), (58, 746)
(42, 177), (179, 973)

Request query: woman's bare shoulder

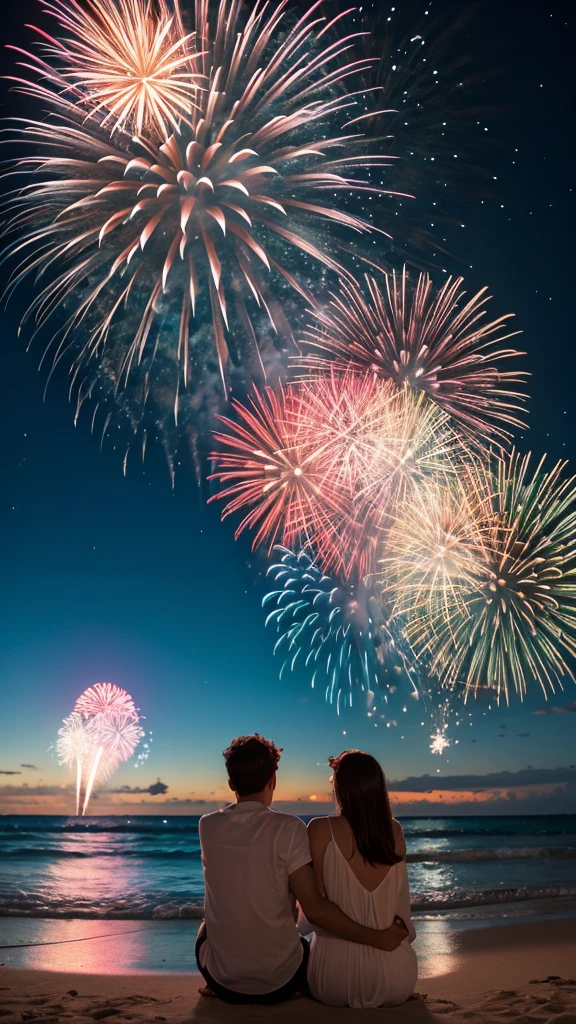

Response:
(307, 817), (333, 866)
(307, 815), (332, 833)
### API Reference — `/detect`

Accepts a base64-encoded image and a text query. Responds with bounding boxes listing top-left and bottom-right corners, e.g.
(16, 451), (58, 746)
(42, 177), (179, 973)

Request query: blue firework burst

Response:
(263, 547), (407, 714)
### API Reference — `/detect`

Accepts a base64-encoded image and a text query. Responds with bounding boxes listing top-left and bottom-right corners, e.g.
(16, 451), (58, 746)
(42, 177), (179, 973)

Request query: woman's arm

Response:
(393, 820), (416, 943)
(290, 863), (408, 951)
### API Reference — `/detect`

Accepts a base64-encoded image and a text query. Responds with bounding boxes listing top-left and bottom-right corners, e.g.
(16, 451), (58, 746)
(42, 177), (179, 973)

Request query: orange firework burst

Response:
(12, 0), (200, 138)
(298, 268), (528, 447)
(3, 0), (407, 440)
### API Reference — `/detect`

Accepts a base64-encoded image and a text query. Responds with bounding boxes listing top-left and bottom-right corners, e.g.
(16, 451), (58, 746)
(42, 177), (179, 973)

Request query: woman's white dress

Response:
(306, 821), (417, 1008)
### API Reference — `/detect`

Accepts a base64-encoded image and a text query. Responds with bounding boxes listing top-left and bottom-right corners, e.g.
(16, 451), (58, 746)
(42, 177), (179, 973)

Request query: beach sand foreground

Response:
(2, 973), (576, 1024)
(2, 919), (576, 1023)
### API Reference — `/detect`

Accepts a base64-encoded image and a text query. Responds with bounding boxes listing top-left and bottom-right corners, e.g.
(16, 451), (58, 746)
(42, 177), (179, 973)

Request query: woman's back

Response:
(307, 816), (417, 1008)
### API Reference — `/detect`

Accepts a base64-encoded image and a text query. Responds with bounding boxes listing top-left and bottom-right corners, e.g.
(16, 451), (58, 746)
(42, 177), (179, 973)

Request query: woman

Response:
(303, 750), (417, 1008)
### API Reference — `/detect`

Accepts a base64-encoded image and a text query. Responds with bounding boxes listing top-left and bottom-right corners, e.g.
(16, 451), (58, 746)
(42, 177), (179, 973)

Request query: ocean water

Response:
(1, 814), (576, 922)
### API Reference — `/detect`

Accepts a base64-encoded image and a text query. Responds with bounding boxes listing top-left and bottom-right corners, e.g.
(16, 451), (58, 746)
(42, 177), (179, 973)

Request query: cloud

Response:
(386, 763), (576, 816)
(147, 780), (169, 796)
(0, 784), (72, 796)
(533, 702), (576, 715)
(388, 766), (576, 793)
(295, 794), (332, 804)
(105, 780), (168, 796)
(0, 764), (40, 777)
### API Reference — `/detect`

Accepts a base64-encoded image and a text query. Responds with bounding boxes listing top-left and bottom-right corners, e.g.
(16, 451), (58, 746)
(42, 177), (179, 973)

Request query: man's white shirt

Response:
(198, 801), (311, 994)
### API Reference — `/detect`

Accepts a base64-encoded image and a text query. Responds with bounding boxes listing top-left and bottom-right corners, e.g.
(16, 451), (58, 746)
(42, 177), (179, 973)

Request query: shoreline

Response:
(1, 918), (576, 1021)
(2, 901), (576, 975)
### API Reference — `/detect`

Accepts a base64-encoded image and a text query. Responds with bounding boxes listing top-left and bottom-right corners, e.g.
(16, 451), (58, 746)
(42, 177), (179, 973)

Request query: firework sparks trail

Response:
(82, 745), (104, 816)
(297, 269), (528, 448)
(75, 757), (82, 817)
(57, 684), (147, 814)
(3, 0), (410, 448)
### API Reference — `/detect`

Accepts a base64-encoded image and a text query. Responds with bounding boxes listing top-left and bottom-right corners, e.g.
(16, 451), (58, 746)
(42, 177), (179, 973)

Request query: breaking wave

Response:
(2, 886), (576, 922)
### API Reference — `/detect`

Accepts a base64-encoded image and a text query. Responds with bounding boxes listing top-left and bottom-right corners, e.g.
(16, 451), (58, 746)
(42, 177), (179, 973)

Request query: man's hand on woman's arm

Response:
(289, 863), (408, 952)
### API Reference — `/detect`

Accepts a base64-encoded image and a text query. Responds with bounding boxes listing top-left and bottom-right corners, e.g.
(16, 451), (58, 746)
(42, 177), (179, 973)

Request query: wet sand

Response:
(1, 917), (575, 1022)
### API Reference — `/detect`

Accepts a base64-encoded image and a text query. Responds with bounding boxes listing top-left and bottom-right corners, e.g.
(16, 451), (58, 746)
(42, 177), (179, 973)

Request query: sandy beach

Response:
(2, 917), (575, 1023)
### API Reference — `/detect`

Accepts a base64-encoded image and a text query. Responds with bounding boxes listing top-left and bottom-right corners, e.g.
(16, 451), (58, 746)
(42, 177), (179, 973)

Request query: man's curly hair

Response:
(223, 734), (282, 797)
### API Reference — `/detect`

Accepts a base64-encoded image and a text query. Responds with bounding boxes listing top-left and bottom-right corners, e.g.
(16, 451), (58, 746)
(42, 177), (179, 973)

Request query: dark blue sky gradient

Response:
(0, 0), (574, 813)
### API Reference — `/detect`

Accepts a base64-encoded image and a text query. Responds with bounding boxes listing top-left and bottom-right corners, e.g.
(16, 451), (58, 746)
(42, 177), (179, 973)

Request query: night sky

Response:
(0, 0), (574, 817)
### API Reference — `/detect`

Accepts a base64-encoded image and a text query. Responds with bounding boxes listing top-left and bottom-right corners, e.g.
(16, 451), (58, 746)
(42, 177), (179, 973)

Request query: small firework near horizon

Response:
(57, 682), (150, 815)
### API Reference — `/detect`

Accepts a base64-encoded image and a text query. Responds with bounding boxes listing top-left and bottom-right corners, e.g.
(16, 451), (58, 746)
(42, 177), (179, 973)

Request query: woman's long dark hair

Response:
(329, 750), (402, 867)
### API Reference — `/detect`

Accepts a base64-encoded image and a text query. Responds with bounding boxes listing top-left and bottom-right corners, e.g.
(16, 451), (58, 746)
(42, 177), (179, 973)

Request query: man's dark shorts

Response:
(195, 922), (310, 1005)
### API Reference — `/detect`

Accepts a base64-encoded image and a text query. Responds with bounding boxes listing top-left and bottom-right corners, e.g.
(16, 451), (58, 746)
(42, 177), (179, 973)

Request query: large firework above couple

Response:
(2, 0), (575, 743)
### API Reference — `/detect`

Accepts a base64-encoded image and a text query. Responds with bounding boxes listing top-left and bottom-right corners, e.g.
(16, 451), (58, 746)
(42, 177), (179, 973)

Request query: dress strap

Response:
(327, 817), (335, 843)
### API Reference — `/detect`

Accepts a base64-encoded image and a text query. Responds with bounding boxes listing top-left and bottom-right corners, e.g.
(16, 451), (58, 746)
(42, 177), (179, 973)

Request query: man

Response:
(196, 734), (408, 1004)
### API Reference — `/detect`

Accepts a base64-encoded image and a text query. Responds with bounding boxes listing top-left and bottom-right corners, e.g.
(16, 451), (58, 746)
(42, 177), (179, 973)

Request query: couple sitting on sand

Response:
(195, 734), (417, 1008)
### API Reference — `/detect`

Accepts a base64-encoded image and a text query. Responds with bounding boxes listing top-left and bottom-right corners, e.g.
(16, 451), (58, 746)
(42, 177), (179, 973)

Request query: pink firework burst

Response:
(294, 371), (398, 577)
(58, 684), (146, 816)
(74, 682), (137, 718)
(209, 375), (466, 578)
(296, 371), (398, 505)
(89, 713), (145, 763)
(209, 383), (352, 575)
